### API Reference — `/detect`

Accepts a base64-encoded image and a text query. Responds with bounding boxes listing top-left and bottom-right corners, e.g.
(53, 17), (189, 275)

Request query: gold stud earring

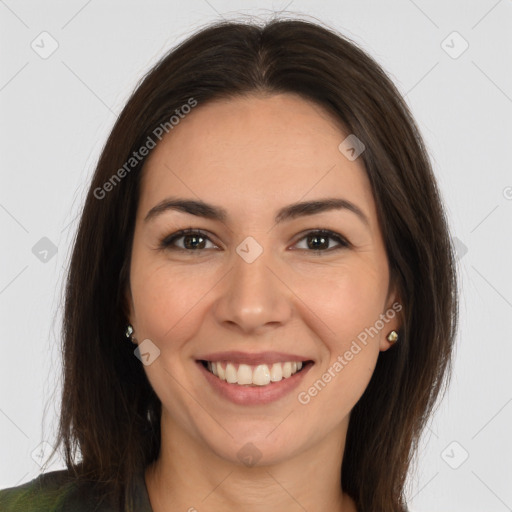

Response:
(125, 324), (137, 344)
(386, 330), (398, 344)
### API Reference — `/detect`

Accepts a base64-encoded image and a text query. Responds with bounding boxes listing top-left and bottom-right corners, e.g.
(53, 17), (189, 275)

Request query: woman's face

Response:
(127, 93), (400, 465)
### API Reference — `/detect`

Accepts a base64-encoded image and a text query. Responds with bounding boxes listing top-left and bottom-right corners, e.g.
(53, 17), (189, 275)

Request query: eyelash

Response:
(159, 228), (350, 254)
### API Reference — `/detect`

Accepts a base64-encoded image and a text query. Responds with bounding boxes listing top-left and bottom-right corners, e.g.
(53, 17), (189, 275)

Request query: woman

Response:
(0, 16), (458, 512)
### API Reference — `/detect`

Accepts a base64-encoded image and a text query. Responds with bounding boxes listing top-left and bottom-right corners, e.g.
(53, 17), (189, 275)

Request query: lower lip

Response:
(196, 360), (314, 405)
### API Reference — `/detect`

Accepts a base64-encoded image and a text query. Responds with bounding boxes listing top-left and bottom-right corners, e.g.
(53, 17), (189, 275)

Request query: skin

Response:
(126, 93), (401, 512)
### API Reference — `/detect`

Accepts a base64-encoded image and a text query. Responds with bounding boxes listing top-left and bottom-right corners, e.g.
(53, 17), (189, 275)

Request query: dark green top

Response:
(0, 469), (153, 512)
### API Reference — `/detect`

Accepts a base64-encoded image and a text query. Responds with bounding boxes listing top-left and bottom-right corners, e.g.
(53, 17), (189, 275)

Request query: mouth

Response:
(197, 359), (314, 387)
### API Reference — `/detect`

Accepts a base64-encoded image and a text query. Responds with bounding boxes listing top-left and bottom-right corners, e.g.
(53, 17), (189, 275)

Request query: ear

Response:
(379, 284), (403, 352)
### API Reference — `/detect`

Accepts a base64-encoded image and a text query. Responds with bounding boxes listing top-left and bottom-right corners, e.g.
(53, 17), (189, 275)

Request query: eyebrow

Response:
(144, 196), (370, 228)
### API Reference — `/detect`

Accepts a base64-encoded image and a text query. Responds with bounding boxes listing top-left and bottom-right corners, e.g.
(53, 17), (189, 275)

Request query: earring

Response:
(386, 330), (398, 344)
(125, 324), (137, 344)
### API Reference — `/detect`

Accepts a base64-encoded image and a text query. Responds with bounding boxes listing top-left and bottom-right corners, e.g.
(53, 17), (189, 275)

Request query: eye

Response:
(160, 228), (350, 254)
(160, 228), (217, 251)
(292, 229), (350, 252)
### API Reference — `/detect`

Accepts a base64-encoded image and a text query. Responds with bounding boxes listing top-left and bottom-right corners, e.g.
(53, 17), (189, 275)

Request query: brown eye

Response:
(160, 228), (349, 255)
(160, 229), (217, 251)
(293, 230), (350, 252)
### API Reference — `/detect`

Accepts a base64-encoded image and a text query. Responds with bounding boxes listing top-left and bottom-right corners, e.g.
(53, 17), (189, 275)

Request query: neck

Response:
(145, 410), (357, 512)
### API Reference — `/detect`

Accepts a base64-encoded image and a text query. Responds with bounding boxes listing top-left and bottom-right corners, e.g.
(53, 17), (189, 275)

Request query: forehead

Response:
(138, 93), (377, 226)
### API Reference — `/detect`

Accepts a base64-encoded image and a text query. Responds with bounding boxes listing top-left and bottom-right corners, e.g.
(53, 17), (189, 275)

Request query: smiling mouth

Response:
(198, 360), (313, 387)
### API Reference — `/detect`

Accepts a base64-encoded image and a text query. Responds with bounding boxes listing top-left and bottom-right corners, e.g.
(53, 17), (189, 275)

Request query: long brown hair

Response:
(44, 16), (458, 511)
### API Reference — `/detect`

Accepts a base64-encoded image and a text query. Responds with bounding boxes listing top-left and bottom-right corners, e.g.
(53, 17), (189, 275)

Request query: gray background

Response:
(1, 1), (511, 510)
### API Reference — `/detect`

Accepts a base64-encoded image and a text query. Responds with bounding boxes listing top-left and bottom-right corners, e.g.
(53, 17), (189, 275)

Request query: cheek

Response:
(291, 260), (386, 403)
(130, 254), (215, 346)
(293, 259), (387, 343)
(295, 269), (383, 417)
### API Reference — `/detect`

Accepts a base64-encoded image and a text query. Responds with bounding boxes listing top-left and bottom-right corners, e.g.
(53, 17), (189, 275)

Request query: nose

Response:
(212, 240), (293, 334)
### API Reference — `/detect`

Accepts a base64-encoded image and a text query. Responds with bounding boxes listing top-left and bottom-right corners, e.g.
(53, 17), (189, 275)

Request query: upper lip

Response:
(196, 351), (313, 365)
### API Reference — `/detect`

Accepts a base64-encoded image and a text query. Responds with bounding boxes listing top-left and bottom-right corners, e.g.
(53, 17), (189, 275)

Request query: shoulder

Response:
(0, 469), (103, 512)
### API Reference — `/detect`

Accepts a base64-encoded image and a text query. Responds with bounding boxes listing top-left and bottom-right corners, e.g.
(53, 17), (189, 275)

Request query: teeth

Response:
(270, 362), (282, 382)
(226, 363), (237, 383)
(237, 364), (253, 385)
(205, 360), (306, 386)
(252, 364), (271, 386)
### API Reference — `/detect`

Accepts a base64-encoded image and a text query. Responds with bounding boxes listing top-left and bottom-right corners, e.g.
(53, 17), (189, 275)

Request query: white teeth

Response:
(204, 360), (306, 386)
(270, 363), (282, 382)
(253, 364), (271, 386)
(237, 364), (253, 385)
(225, 363), (237, 383)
